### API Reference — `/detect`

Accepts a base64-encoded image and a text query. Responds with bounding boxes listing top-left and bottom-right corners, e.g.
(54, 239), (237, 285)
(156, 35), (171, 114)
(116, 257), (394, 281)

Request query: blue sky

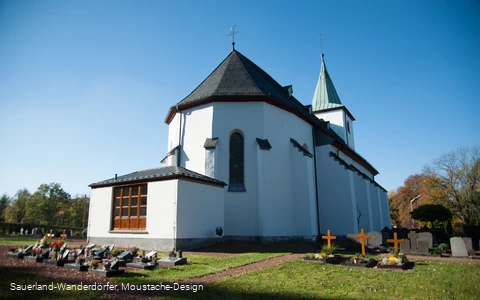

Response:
(1, 0), (479, 197)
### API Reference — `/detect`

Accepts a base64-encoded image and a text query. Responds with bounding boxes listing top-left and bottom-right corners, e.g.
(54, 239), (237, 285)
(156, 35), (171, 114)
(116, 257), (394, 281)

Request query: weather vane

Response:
(228, 25), (239, 50)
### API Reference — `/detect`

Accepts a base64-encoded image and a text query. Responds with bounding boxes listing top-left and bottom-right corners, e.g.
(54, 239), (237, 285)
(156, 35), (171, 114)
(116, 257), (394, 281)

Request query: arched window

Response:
(229, 132), (245, 191)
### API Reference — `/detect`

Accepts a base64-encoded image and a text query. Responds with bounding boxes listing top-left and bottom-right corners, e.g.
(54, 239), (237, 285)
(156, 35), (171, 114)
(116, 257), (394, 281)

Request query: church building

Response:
(88, 44), (390, 251)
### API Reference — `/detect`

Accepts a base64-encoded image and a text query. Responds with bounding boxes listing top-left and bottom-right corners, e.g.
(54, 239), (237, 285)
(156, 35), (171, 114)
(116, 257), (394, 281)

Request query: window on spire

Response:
(229, 131), (245, 192)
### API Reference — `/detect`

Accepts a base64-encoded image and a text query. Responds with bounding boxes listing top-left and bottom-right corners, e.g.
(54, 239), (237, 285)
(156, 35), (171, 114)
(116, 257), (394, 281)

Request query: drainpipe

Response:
(176, 105), (182, 167)
(312, 128), (321, 236)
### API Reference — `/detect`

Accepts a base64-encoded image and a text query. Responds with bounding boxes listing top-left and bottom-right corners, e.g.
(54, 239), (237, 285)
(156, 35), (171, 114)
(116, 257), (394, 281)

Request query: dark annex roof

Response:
(89, 165), (227, 188)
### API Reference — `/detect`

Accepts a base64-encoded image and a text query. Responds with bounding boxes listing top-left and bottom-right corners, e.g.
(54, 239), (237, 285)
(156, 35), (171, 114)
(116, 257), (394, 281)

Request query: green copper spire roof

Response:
(312, 54), (343, 111)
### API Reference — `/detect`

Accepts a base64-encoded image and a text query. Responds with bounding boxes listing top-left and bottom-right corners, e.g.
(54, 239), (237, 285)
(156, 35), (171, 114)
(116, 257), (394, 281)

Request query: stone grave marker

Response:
(418, 232), (433, 249)
(462, 237), (475, 256)
(366, 232), (382, 248)
(450, 237), (469, 257)
(25, 229), (29, 235)
(157, 252), (187, 267)
(20, 228), (24, 235)
(23, 245), (33, 255)
(59, 243), (67, 254)
(95, 248), (106, 258)
(88, 258), (125, 277)
(145, 251), (157, 261)
(86, 244), (95, 250)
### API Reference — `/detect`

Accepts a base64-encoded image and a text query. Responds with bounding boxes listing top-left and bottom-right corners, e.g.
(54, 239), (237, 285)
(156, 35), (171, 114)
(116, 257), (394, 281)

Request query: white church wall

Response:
(167, 113), (180, 152)
(314, 109), (345, 142)
(176, 180), (224, 239)
(88, 180), (177, 250)
(179, 104), (214, 174)
(258, 104), (317, 238)
(330, 144), (374, 179)
(212, 102), (263, 237)
(88, 186), (113, 238)
(379, 188), (391, 228)
(352, 172), (371, 231)
(315, 145), (356, 235)
(368, 182), (382, 230)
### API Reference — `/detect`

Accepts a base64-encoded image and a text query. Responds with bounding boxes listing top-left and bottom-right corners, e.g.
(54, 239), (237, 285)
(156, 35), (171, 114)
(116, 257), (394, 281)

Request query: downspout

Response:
(176, 105), (182, 167)
(312, 127), (321, 236)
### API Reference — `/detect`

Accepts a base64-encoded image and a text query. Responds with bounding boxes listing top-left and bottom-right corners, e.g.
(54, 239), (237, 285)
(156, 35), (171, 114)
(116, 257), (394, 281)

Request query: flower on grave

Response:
(131, 247), (139, 257)
(76, 255), (85, 265)
(50, 241), (64, 251)
(89, 261), (98, 269)
(104, 261), (111, 270)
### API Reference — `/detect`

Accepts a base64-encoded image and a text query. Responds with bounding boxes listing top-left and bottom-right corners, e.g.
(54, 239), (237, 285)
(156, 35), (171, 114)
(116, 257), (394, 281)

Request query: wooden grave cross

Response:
(48, 230), (53, 241)
(321, 229), (336, 247)
(387, 232), (404, 254)
(61, 230), (67, 240)
(354, 229), (371, 256)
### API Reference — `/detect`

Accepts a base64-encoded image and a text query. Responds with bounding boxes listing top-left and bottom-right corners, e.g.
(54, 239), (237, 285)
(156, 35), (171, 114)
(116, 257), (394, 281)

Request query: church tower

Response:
(312, 54), (355, 150)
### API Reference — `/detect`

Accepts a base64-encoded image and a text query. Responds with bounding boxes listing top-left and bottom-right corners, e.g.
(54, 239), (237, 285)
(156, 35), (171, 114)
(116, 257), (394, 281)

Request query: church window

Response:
(112, 184), (147, 230)
(229, 132), (245, 191)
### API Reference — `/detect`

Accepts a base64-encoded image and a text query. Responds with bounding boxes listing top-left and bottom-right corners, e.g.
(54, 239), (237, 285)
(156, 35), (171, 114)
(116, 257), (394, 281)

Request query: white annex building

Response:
(88, 45), (390, 250)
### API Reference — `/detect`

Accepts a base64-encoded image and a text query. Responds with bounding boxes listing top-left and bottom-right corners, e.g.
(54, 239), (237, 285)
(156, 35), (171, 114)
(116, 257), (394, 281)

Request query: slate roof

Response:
(89, 166), (227, 188)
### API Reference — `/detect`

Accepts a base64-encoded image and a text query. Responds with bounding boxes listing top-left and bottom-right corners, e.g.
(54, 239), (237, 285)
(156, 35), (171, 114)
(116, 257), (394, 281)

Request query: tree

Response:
(0, 193), (10, 221)
(24, 183), (71, 225)
(69, 195), (90, 228)
(410, 204), (452, 227)
(3, 189), (31, 223)
(424, 146), (480, 226)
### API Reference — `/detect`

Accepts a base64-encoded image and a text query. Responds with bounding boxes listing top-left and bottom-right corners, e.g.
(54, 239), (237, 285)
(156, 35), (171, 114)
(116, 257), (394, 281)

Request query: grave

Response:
(117, 250), (134, 266)
(321, 230), (336, 247)
(64, 255), (88, 272)
(32, 228), (44, 236)
(7, 245), (33, 258)
(366, 231), (388, 253)
(354, 229), (371, 256)
(462, 237), (475, 256)
(88, 258), (125, 277)
(399, 231), (431, 255)
(451, 237), (469, 257)
(387, 232), (405, 254)
(94, 247), (107, 260)
(157, 252), (187, 267)
(126, 251), (157, 270)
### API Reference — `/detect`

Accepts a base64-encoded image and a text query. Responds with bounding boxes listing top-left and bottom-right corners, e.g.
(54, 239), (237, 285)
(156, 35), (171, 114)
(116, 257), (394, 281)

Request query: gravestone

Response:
(32, 228), (44, 236)
(145, 251), (157, 261)
(450, 237), (468, 257)
(88, 258), (125, 277)
(418, 232), (433, 249)
(23, 245), (33, 255)
(86, 244), (95, 250)
(117, 251), (133, 266)
(462, 237), (475, 256)
(366, 232), (383, 248)
(59, 243), (67, 254)
(157, 253), (187, 267)
(20, 228), (24, 235)
(25, 229), (29, 235)
(77, 247), (85, 256)
(95, 248), (106, 259)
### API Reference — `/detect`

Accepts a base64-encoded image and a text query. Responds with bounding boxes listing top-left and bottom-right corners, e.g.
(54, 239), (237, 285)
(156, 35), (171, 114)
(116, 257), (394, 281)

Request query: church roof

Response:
(89, 165), (227, 188)
(165, 49), (315, 125)
(312, 54), (343, 111)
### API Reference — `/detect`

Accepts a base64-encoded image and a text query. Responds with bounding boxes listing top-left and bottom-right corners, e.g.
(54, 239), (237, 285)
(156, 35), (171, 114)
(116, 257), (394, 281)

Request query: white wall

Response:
(368, 182), (382, 231)
(176, 180), (224, 238)
(315, 145), (356, 235)
(353, 172), (371, 231)
(179, 104), (214, 174)
(314, 109), (345, 141)
(88, 180), (177, 240)
(260, 104), (316, 237)
(88, 187), (113, 237)
(212, 102), (264, 236)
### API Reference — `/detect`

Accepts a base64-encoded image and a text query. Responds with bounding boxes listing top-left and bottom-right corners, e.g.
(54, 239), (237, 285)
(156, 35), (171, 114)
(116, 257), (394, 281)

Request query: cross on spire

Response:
(228, 25), (239, 51)
(318, 33), (324, 55)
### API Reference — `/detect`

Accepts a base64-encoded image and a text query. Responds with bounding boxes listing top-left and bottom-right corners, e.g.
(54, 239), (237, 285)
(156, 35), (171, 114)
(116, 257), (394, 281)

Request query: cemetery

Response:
(1, 229), (480, 299)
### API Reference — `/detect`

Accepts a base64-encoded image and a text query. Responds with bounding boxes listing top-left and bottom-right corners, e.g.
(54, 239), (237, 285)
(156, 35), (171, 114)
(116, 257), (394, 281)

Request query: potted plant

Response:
(216, 226), (224, 244)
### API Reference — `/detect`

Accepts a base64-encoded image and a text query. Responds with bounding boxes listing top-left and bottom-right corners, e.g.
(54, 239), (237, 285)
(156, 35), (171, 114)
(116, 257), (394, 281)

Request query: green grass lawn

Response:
(116, 252), (289, 284)
(164, 259), (480, 300)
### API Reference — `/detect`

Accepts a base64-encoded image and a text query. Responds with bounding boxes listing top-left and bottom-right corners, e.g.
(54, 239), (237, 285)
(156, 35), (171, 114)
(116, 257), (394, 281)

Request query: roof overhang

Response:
(312, 106), (355, 121)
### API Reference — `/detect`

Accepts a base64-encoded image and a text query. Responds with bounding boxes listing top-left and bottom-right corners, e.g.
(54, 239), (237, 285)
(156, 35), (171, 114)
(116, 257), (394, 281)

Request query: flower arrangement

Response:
(104, 261), (111, 270)
(111, 248), (121, 257)
(380, 252), (407, 266)
(50, 241), (64, 251)
(315, 243), (339, 260)
(349, 253), (372, 264)
(89, 261), (98, 269)
(76, 255), (85, 265)
(131, 247), (139, 257)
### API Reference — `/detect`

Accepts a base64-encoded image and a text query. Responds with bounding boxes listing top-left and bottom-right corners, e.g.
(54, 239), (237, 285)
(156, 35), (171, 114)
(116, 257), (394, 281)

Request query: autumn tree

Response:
(3, 189), (31, 223)
(424, 146), (480, 226)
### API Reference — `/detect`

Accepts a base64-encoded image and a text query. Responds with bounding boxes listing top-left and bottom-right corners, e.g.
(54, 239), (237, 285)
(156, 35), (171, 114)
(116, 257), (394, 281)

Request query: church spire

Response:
(312, 54), (342, 111)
